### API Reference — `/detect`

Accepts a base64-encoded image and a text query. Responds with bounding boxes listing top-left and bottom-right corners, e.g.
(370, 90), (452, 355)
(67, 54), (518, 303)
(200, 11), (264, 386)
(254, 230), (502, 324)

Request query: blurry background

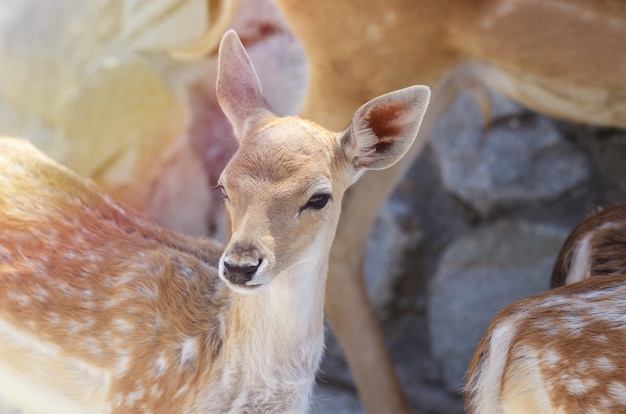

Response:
(1, 0), (626, 413)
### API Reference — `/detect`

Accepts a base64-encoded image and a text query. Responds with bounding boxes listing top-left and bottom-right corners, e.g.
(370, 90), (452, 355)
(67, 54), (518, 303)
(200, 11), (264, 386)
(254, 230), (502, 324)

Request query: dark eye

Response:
(304, 193), (331, 210)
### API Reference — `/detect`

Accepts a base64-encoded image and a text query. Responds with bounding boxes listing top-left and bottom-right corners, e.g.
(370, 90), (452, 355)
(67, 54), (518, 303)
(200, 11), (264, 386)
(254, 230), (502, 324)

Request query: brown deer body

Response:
(0, 31), (430, 413)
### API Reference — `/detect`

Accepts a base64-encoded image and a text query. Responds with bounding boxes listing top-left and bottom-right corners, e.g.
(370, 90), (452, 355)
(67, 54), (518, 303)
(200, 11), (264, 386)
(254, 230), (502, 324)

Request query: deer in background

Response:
(253, 1), (626, 412)
(465, 203), (626, 413)
(0, 30), (429, 413)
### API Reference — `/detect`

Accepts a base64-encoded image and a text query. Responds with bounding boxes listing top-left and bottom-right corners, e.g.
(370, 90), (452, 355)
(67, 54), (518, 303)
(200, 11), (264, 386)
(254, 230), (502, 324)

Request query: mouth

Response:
(218, 258), (271, 293)
(220, 275), (266, 294)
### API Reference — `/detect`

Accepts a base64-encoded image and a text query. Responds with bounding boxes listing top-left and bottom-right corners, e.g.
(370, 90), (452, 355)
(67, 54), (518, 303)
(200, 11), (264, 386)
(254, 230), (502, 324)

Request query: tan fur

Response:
(0, 30), (430, 413)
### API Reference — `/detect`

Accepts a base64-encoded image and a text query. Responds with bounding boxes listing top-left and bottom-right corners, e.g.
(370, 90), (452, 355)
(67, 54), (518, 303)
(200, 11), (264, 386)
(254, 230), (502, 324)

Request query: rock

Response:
(364, 199), (422, 316)
(563, 124), (626, 200)
(60, 60), (185, 205)
(0, 398), (21, 414)
(428, 220), (569, 392)
(430, 93), (591, 216)
(0, 0), (209, 231)
(312, 383), (365, 414)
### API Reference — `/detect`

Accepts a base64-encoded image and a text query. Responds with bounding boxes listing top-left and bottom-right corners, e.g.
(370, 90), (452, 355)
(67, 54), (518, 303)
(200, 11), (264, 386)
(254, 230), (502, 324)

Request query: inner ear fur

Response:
(342, 85), (430, 171)
(216, 30), (272, 139)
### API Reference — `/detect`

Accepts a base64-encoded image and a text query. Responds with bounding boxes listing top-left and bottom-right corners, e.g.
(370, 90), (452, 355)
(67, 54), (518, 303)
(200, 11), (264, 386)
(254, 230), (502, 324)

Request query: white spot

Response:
(595, 334), (609, 344)
(176, 264), (195, 280)
(135, 285), (156, 299)
(149, 384), (162, 398)
(481, 0), (517, 28)
(179, 337), (199, 366)
(63, 251), (78, 260)
(115, 354), (131, 376)
(595, 357), (617, 372)
(0, 244), (12, 260)
(112, 335), (125, 348)
(153, 351), (169, 377)
(33, 286), (49, 301)
(112, 319), (134, 333)
(125, 387), (145, 407)
(111, 273), (136, 286)
(565, 378), (589, 395)
(542, 349), (561, 368)
(49, 280), (73, 297)
(174, 384), (189, 398)
(383, 11), (396, 24)
(67, 319), (94, 334)
(608, 382), (626, 405)
(113, 393), (124, 408)
(365, 25), (381, 42)
(8, 292), (31, 306)
(48, 313), (61, 325)
(123, 306), (137, 315)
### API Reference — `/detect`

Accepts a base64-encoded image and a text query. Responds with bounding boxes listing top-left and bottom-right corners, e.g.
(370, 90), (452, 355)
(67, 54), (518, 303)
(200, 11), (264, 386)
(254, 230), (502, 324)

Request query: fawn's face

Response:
(217, 116), (350, 292)
(214, 30), (430, 293)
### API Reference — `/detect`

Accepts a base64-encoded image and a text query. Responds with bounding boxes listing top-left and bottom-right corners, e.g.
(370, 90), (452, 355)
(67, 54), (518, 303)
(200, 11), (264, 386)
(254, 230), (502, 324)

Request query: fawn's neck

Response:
(230, 262), (327, 369)
(200, 241), (330, 413)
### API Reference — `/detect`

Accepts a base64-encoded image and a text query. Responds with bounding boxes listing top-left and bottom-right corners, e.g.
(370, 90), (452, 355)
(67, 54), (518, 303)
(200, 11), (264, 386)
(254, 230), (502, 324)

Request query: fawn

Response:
(465, 203), (626, 413)
(0, 30), (430, 413)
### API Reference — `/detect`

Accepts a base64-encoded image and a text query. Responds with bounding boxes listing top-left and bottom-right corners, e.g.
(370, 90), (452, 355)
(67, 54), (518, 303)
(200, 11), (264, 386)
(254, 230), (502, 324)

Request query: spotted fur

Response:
(467, 202), (626, 413)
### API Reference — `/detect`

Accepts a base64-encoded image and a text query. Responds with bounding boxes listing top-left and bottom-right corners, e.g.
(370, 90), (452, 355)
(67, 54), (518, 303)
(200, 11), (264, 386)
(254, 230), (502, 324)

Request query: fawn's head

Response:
(215, 31), (430, 292)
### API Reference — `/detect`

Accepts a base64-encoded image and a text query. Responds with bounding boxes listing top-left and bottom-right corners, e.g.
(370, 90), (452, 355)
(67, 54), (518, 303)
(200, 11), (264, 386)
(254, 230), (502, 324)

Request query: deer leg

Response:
(325, 165), (412, 413)
(322, 80), (456, 412)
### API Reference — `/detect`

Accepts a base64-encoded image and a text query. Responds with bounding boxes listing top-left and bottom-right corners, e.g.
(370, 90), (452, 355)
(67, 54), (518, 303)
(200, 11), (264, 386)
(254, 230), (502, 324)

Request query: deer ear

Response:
(340, 85), (430, 172)
(216, 30), (272, 139)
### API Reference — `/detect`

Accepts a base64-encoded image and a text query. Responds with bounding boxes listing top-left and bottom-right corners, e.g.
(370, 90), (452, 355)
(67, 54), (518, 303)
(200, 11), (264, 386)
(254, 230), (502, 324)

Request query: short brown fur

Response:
(551, 202), (626, 288)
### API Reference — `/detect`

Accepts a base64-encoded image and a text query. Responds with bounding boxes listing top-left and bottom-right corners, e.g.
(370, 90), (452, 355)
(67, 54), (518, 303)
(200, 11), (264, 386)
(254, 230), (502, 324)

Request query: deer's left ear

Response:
(217, 30), (272, 139)
(340, 85), (430, 172)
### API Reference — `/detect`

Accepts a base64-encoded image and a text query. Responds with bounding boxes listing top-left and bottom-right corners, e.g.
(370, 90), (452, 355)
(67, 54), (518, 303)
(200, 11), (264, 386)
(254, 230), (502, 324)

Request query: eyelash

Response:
(218, 185), (330, 212)
(303, 193), (331, 210)
(216, 185), (229, 201)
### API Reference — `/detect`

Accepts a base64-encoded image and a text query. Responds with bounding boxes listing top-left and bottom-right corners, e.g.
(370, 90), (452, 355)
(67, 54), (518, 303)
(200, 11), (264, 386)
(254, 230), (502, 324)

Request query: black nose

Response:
(223, 259), (261, 285)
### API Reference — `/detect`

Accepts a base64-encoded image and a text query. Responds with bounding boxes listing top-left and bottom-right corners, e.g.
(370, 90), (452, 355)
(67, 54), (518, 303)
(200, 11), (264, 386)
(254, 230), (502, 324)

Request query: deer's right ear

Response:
(216, 30), (272, 139)
(340, 85), (430, 175)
